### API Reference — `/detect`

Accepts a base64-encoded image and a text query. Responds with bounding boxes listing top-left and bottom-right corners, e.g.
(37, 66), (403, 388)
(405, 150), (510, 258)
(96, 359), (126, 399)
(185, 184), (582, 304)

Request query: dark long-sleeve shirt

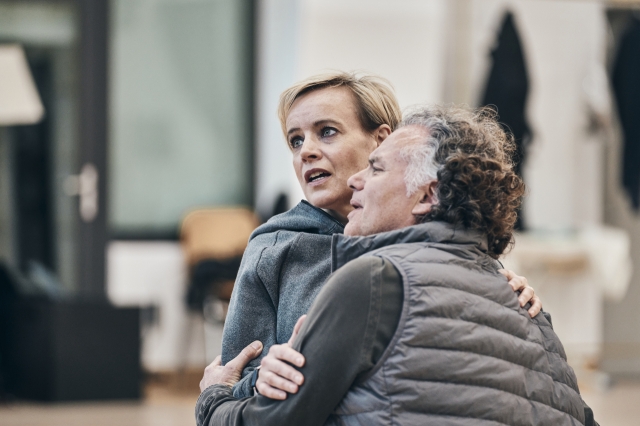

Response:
(195, 256), (403, 426)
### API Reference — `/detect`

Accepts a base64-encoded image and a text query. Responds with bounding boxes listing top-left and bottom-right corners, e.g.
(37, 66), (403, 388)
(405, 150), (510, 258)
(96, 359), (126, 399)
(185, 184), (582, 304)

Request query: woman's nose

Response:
(300, 136), (322, 162)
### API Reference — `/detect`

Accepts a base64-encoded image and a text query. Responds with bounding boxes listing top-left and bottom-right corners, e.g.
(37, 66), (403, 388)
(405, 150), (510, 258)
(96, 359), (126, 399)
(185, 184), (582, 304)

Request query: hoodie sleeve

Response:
(222, 232), (284, 398)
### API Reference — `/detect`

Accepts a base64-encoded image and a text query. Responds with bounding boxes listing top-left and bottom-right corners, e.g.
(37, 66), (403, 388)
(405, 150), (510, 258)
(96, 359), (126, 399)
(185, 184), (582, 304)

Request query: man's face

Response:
(344, 126), (436, 237)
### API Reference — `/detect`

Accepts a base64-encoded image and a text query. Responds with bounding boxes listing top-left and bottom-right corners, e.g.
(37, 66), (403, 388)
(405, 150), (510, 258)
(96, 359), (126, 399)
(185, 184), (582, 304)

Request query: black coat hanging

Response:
(481, 11), (532, 229)
(612, 18), (640, 211)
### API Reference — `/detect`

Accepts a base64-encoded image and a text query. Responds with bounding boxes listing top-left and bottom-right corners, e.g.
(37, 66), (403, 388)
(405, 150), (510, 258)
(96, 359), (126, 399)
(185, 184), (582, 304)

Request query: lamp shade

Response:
(0, 44), (44, 126)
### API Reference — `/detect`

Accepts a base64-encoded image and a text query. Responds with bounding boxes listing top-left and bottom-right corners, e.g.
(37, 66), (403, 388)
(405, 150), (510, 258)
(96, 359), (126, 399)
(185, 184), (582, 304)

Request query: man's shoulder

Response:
(340, 256), (386, 274)
(325, 256), (391, 298)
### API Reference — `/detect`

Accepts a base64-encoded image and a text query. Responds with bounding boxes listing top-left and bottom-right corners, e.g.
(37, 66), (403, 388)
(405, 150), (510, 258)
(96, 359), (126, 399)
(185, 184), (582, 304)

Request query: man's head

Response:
(344, 104), (525, 259)
(344, 125), (438, 236)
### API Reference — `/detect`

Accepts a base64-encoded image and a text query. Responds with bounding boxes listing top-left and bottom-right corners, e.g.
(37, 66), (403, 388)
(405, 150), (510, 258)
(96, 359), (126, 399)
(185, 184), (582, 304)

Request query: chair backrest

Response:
(180, 208), (260, 266)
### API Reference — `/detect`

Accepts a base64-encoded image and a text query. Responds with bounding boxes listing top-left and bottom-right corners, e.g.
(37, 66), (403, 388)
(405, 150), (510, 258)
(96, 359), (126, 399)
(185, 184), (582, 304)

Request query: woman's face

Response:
(286, 87), (390, 221)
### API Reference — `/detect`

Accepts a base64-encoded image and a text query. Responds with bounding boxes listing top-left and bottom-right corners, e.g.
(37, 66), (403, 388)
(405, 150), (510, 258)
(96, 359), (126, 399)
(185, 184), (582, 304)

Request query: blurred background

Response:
(1, 0), (639, 424)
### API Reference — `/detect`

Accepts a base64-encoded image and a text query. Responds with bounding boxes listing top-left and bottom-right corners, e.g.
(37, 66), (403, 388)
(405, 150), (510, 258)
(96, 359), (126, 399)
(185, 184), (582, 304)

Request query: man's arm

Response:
(196, 256), (403, 426)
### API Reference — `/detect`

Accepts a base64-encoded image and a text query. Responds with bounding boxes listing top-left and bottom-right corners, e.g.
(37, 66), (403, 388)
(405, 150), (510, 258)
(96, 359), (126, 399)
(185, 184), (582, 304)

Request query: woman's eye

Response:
(290, 137), (303, 149)
(321, 127), (337, 138)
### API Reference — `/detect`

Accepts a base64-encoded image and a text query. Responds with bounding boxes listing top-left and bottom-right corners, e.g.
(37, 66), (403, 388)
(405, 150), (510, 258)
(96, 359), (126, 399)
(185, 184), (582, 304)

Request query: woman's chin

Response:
(305, 191), (337, 210)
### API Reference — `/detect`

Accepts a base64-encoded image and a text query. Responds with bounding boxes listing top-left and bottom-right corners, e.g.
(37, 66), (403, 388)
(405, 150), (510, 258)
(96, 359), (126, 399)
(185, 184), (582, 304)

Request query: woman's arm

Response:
(221, 237), (280, 398)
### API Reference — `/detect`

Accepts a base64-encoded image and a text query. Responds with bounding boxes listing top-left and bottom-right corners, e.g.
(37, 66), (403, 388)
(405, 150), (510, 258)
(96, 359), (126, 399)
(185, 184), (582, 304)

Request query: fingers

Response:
(501, 269), (528, 292)
(267, 344), (305, 369)
(255, 343), (305, 400)
(518, 286), (535, 307)
(528, 294), (542, 318)
(257, 369), (299, 399)
(256, 377), (288, 400)
(226, 341), (263, 371)
(288, 315), (307, 345)
(498, 268), (514, 281)
(261, 353), (304, 385)
(200, 356), (222, 391)
(209, 355), (222, 368)
(515, 284), (543, 318)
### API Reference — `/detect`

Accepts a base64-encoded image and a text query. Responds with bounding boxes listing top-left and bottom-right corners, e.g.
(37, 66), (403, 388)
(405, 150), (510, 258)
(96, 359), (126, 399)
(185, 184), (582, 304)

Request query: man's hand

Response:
(256, 315), (307, 400)
(499, 269), (542, 318)
(199, 340), (263, 392)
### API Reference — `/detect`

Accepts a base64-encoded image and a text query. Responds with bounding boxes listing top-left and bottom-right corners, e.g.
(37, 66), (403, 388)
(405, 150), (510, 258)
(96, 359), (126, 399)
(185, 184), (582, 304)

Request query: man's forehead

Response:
(374, 125), (426, 158)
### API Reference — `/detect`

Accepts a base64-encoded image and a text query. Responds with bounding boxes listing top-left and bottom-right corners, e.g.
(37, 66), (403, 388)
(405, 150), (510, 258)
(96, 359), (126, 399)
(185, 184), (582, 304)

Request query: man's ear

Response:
(411, 180), (438, 216)
(374, 124), (392, 146)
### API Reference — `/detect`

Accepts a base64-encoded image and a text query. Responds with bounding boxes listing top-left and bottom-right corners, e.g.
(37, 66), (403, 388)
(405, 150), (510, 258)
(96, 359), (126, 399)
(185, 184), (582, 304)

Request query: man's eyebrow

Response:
(369, 156), (380, 166)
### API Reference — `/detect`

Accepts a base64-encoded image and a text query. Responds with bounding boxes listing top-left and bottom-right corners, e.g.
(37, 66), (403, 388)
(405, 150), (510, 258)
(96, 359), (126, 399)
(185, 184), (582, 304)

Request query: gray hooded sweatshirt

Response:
(221, 201), (344, 398)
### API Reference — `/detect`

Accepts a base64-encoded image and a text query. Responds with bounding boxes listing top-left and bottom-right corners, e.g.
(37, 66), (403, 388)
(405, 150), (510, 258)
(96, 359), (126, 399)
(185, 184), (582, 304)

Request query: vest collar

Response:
(331, 221), (489, 271)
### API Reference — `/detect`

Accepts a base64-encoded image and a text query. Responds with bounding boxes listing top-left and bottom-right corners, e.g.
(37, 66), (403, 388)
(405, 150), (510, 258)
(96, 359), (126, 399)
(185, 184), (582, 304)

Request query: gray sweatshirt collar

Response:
(251, 200), (344, 241)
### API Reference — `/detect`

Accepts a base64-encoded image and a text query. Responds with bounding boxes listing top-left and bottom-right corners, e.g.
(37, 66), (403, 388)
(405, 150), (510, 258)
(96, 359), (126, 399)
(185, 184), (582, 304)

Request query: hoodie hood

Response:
(251, 200), (345, 241)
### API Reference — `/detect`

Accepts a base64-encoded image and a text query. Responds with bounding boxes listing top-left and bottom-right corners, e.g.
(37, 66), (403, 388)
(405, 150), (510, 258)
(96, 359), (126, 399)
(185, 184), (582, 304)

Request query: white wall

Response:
(297, 0), (448, 108)
(254, 0), (303, 218)
(255, 0), (452, 214)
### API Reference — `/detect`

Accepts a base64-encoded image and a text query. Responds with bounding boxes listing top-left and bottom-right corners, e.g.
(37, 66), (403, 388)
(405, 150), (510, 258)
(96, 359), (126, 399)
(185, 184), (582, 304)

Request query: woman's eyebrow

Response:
(313, 119), (341, 127)
(287, 119), (340, 136)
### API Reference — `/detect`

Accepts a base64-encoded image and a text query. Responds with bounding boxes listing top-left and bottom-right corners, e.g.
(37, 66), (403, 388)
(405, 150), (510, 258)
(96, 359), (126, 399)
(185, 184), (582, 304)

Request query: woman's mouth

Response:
(305, 169), (332, 185)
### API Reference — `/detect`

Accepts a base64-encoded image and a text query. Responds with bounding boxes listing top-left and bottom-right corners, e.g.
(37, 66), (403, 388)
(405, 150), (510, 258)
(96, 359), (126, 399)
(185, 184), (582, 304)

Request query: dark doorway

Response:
(12, 54), (55, 274)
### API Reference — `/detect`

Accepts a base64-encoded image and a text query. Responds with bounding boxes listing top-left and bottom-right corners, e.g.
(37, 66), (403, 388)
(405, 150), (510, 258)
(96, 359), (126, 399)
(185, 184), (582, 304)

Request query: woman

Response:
(221, 72), (540, 399)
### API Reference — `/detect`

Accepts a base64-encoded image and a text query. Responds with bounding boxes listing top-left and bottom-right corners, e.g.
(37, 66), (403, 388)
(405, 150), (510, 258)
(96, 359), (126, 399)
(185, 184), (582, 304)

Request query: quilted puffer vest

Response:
(328, 221), (589, 426)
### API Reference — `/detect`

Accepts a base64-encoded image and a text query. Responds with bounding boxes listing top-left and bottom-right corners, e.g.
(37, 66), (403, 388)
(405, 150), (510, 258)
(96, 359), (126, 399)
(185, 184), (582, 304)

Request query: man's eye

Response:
(321, 127), (337, 138)
(290, 137), (303, 149)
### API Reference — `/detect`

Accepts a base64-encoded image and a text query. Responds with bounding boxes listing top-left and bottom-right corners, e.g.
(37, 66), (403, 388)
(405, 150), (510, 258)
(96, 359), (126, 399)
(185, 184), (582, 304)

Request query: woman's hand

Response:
(199, 341), (263, 392)
(256, 315), (307, 400)
(500, 269), (542, 318)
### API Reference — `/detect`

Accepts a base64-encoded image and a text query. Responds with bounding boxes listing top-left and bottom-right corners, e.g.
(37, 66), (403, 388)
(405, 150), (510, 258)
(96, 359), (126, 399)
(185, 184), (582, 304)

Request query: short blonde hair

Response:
(277, 71), (402, 139)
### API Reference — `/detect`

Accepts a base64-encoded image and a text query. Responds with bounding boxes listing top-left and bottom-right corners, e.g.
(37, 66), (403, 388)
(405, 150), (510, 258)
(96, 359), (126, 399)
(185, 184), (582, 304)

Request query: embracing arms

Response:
(196, 257), (402, 426)
(256, 267), (545, 399)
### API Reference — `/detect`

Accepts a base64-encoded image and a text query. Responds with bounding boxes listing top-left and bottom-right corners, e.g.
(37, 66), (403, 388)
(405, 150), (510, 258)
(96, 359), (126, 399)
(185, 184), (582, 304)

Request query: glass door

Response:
(0, 0), (108, 298)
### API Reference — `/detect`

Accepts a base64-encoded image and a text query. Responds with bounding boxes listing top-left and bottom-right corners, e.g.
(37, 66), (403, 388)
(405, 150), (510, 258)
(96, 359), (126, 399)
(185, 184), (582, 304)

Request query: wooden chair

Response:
(180, 208), (260, 303)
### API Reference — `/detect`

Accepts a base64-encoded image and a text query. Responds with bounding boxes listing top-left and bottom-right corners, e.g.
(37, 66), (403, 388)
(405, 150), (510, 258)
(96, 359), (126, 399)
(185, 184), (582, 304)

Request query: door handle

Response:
(63, 163), (99, 223)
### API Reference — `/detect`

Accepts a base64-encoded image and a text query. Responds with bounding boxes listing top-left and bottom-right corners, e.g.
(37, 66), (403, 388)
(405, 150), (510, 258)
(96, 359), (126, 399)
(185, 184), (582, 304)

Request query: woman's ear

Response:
(374, 124), (392, 146)
(411, 180), (438, 216)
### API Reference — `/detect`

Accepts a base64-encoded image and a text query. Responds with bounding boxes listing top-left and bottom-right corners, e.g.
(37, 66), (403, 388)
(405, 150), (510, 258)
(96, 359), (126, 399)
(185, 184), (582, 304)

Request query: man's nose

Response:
(347, 169), (365, 190)
(300, 136), (321, 162)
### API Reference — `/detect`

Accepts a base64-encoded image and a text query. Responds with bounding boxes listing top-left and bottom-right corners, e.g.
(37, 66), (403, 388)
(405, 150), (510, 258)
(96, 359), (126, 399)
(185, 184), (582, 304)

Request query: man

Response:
(196, 105), (597, 425)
